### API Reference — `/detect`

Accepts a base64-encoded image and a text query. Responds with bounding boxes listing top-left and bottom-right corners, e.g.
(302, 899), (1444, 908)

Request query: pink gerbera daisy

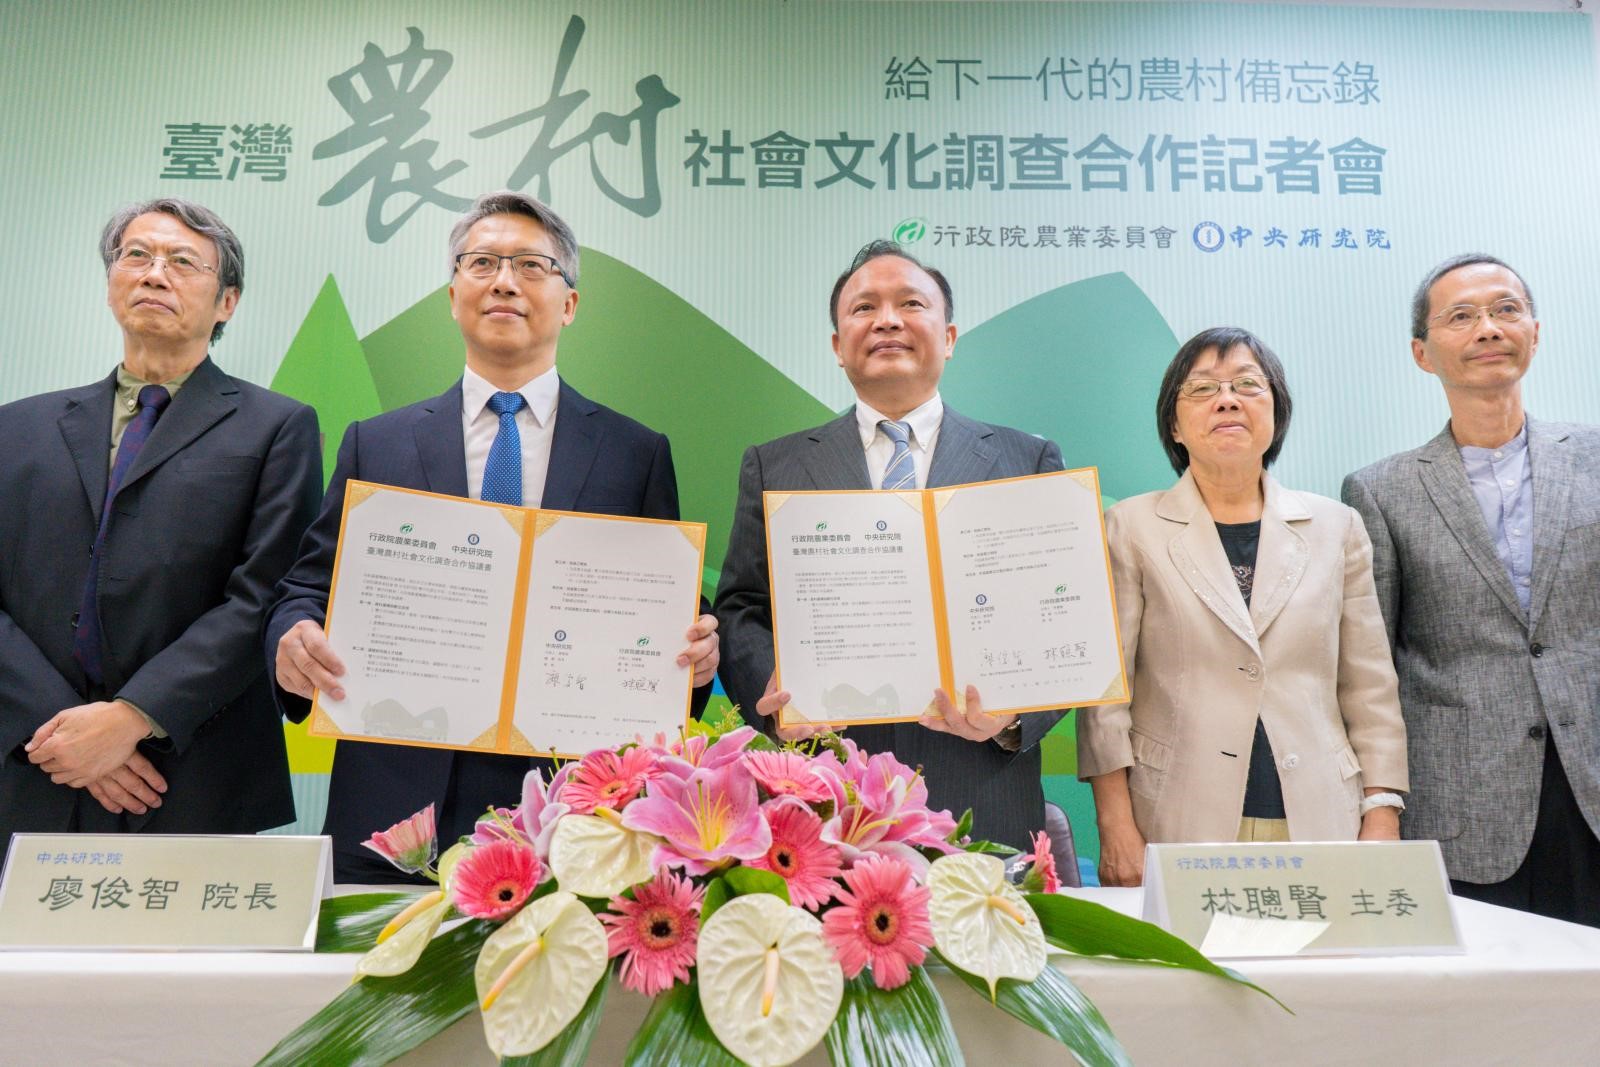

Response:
(361, 803), (438, 876)
(743, 750), (836, 804)
(749, 798), (842, 910)
(1022, 829), (1061, 894)
(600, 869), (704, 996)
(564, 746), (659, 815)
(450, 839), (542, 921)
(821, 855), (932, 990)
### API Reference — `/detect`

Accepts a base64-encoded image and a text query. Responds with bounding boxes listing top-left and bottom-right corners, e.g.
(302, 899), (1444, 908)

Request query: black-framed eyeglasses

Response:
(1178, 374), (1270, 399)
(112, 246), (218, 280)
(1428, 298), (1529, 333)
(454, 251), (572, 287)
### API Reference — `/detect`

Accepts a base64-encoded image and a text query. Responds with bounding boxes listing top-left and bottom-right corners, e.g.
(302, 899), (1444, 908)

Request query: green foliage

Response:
(701, 866), (790, 922)
(257, 919), (495, 1066)
(314, 891), (430, 953)
(1026, 893), (1289, 1011)
(825, 968), (964, 1067)
(937, 950), (1130, 1067)
(623, 981), (743, 1067)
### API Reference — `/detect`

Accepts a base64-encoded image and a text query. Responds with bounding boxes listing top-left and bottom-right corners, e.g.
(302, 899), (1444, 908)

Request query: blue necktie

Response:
(73, 384), (171, 687)
(480, 391), (527, 506)
(879, 419), (917, 490)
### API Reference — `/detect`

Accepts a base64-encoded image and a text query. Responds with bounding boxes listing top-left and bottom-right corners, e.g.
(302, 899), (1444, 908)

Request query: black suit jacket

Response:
(0, 359), (322, 850)
(713, 407), (1066, 850)
(266, 378), (694, 881)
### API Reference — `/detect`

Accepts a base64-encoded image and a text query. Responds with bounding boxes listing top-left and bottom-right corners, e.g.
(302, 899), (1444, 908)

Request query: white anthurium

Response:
(354, 891), (451, 979)
(927, 852), (1047, 997)
(697, 893), (844, 1067)
(352, 840), (470, 980)
(473, 891), (609, 1058)
(548, 809), (656, 898)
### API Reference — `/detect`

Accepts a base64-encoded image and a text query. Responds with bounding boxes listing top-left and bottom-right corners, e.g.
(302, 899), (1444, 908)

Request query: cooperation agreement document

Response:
(308, 482), (706, 757)
(765, 469), (1126, 728)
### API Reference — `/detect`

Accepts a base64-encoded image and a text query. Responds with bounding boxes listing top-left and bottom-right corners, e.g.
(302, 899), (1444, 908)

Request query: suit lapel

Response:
(1415, 425), (1525, 624)
(541, 380), (600, 511)
(119, 358), (233, 498)
(802, 411), (871, 490)
(1160, 472), (1259, 652)
(926, 407), (997, 488)
(56, 372), (117, 526)
(414, 382), (469, 497)
(1249, 475), (1310, 639)
(1526, 418), (1573, 632)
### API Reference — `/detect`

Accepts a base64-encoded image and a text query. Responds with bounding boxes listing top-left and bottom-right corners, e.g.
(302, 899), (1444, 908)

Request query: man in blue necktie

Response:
(713, 240), (1065, 851)
(267, 191), (719, 883)
(0, 198), (322, 856)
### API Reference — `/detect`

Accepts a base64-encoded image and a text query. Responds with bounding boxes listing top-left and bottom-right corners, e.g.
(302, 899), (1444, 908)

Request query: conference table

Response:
(2, 887), (1597, 1065)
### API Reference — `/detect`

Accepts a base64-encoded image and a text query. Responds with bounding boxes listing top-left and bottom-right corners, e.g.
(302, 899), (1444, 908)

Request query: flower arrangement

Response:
(265, 711), (1273, 1066)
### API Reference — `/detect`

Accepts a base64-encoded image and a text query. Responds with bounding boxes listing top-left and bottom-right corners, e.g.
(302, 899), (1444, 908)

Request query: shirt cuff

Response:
(117, 698), (168, 740)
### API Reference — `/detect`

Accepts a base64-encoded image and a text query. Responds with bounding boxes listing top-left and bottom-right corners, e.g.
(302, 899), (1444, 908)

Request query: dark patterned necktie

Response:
(72, 385), (171, 686)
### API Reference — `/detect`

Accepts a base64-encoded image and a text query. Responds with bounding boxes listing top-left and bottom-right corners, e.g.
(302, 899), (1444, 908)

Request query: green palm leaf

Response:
(937, 949), (1130, 1067)
(1025, 893), (1288, 1010)
(257, 919), (493, 1066)
(623, 981), (743, 1067)
(315, 891), (430, 953)
(825, 968), (963, 1067)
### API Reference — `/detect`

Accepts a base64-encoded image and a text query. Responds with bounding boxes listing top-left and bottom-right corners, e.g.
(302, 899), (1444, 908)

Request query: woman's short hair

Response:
(1155, 326), (1294, 475)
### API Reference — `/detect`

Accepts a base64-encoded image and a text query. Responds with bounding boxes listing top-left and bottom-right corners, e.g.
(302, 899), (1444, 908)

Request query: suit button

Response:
(1530, 643), (1545, 658)
(1281, 753), (1300, 769)
(1242, 664), (1261, 680)
(1529, 725), (1547, 740)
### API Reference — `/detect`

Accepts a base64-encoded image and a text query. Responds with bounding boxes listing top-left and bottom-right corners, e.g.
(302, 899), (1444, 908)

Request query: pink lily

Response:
(621, 761), (771, 875)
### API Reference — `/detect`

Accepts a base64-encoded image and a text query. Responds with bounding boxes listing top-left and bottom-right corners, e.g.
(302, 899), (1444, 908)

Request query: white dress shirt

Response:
(855, 394), (944, 490)
(461, 365), (559, 507)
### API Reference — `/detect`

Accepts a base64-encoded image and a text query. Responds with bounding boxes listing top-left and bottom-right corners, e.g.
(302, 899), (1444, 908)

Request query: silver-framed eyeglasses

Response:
(112, 246), (218, 279)
(1428, 298), (1529, 332)
(454, 251), (571, 286)
(1178, 374), (1270, 399)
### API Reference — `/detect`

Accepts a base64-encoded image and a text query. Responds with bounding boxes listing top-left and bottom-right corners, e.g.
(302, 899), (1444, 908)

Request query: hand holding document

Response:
(764, 469), (1127, 728)
(309, 482), (706, 757)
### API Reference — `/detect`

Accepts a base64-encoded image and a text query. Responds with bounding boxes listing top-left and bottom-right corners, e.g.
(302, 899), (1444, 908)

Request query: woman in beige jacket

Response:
(1077, 327), (1409, 886)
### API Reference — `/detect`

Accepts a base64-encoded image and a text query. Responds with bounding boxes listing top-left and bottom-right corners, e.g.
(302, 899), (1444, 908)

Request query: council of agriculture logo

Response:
(894, 217), (928, 243)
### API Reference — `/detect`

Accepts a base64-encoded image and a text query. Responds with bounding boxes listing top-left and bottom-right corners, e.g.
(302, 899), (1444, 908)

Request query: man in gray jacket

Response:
(1343, 254), (1600, 926)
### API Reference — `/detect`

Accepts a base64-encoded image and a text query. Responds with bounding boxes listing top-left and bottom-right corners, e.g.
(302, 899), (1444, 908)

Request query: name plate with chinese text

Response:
(0, 834), (331, 951)
(1142, 840), (1461, 958)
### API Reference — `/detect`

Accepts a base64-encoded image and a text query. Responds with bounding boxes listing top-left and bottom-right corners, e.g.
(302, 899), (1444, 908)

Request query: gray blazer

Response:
(714, 406), (1065, 850)
(1342, 418), (1600, 883)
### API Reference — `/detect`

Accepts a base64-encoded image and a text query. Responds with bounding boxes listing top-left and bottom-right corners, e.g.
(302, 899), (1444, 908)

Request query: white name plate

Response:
(0, 834), (331, 951)
(1142, 840), (1462, 958)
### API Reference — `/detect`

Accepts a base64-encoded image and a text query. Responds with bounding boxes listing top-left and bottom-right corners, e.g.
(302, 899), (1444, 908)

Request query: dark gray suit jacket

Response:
(714, 406), (1065, 850)
(1343, 418), (1600, 883)
(0, 359), (322, 850)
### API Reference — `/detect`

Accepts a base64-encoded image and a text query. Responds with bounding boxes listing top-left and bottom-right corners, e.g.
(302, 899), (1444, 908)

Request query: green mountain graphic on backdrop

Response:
(272, 254), (1177, 579)
(270, 254), (1178, 856)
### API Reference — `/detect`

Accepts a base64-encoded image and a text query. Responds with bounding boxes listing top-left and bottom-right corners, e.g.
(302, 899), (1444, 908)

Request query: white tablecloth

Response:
(2, 888), (1597, 1066)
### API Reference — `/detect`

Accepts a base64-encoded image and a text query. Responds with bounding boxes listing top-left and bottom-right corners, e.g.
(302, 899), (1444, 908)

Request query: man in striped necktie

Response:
(713, 240), (1067, 851)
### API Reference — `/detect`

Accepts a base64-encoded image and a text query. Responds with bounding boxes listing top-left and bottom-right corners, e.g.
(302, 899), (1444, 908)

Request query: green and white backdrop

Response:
(5, 0), (1598, 871)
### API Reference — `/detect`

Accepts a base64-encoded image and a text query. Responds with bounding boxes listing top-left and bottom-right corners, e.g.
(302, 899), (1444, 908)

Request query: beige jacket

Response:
(1078, 472), (1408, 842)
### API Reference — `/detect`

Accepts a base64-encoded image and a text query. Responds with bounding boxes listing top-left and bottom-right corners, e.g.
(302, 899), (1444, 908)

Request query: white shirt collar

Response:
(855, 393), (944, 450)
(461, 364), (560, 427)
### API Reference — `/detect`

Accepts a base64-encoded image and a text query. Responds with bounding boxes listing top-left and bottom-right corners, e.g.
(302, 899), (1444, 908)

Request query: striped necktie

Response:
(879, 419), (917, 490)
(480, 391), (526, 506)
